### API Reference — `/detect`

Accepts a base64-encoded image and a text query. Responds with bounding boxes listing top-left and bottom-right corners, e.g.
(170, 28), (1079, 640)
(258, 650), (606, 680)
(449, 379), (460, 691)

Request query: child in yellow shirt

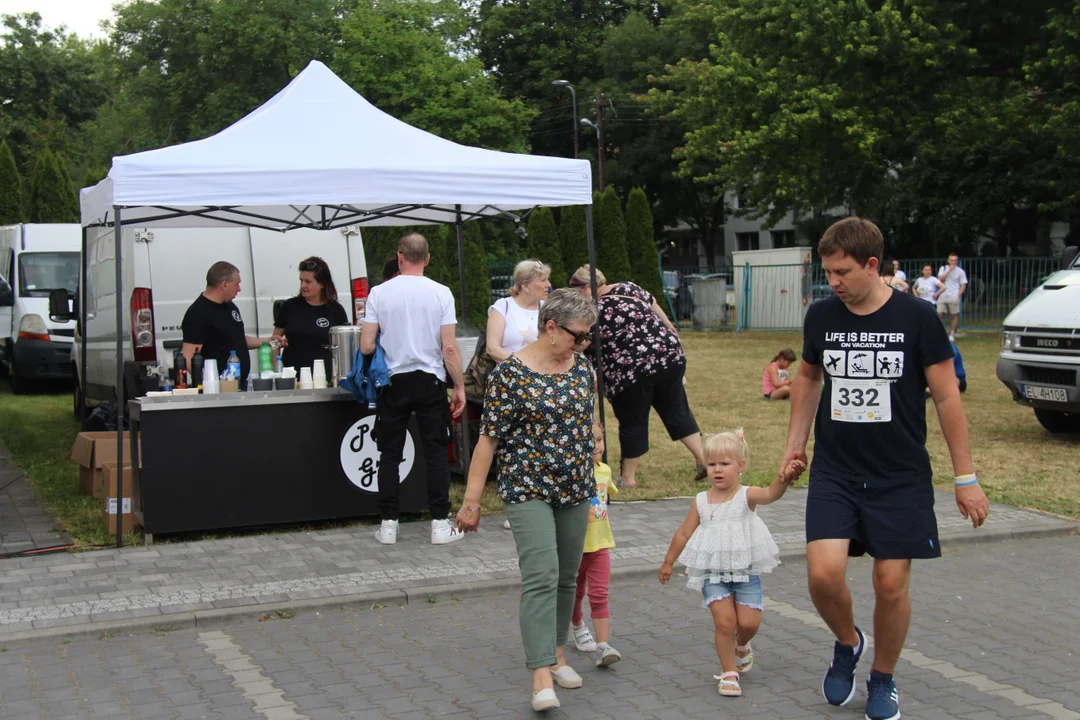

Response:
(570, 427), (621, 666)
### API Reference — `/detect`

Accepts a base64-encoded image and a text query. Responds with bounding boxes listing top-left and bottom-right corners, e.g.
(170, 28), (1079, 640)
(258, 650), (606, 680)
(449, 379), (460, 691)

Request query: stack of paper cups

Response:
(298, 366), (314, 390)
(202, 358), (220, 394)
(312, 359), (327, 389)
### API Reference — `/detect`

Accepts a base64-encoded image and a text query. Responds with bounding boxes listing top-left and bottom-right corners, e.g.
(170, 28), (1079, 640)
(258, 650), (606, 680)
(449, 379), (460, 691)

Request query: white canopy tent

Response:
(78, 60), (602, 546)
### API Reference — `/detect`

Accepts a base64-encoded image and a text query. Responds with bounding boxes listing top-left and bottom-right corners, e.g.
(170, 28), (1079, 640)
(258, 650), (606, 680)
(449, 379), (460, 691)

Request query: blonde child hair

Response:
(704, 429), (750, 467)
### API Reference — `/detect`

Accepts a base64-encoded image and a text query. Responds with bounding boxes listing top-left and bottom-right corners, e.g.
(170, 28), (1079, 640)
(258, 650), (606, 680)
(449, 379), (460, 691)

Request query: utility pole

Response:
(596, 88), (606, 192)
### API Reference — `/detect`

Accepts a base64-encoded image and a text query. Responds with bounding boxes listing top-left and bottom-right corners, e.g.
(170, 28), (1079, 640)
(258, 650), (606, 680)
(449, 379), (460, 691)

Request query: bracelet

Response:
(954, 473), (978, 487)
(463, 506), (480, 512)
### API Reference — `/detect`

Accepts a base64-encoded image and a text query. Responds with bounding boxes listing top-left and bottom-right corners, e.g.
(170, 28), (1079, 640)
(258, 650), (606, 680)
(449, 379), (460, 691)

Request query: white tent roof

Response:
(81, 60), (592, 229)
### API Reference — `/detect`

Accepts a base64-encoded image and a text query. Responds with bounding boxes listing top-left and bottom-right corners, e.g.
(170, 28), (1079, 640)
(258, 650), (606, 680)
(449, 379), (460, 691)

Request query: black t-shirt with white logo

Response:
(275, 296), (349, 372)
(802, 290), (953, 484)
(182, 294), (250, 382)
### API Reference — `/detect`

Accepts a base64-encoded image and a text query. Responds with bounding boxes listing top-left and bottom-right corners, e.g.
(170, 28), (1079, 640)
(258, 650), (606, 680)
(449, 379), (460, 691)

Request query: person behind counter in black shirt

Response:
(271, 256), (349, 373)
(181, 261), (278, 387)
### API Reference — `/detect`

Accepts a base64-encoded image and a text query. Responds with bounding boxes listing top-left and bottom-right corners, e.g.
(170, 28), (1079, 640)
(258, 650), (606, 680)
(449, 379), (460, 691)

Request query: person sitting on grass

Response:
(763, 348), (796, 400)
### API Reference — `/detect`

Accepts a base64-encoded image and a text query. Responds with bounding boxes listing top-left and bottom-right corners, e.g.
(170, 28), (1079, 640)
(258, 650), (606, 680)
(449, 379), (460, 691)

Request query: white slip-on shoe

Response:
(374, 519), (398, 545)
(503, 518), (512, 529)
(431, 518), (465, 545)
(551, 664), (583, 689)
(531, 688), (560, 712)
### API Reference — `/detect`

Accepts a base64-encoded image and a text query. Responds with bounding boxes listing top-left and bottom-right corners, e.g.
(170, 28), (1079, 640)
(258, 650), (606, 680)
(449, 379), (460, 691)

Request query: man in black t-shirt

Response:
(778, 218), (989, 720)
(181, 261), (276, 387)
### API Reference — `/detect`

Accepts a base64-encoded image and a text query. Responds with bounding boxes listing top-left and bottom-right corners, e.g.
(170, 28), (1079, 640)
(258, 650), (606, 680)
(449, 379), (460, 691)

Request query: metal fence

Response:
(661, 256), (1060, 331)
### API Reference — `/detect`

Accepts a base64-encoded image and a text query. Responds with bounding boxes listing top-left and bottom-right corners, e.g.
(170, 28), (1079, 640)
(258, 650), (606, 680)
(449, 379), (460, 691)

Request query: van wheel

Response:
(1034, 408), (1080, 434)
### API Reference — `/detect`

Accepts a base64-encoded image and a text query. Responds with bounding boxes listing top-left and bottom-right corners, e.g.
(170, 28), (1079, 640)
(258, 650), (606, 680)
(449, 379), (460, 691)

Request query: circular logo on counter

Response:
(231, 309), (242, 323)
(316, 317), (330, 328)
(339, 416), (415, 493)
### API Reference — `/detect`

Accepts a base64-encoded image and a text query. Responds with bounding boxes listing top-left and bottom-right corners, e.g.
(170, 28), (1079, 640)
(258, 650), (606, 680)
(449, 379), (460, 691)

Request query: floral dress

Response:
(480, 354), (596, 508)
(596, 282), (685, 398)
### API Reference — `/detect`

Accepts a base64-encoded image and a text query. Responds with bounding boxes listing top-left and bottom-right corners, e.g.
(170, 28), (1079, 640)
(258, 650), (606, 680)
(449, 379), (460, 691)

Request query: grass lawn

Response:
(2, 330), (1077, 548)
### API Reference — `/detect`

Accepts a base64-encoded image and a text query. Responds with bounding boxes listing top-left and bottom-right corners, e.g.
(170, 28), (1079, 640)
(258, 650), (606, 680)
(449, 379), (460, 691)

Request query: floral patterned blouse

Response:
(480, 354), (596, 508)
(597, 282), (685, 398)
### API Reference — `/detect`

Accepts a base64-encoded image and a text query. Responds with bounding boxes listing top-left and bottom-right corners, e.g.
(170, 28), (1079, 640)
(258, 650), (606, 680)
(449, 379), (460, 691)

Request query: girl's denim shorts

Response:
(701, 575), (763, 610)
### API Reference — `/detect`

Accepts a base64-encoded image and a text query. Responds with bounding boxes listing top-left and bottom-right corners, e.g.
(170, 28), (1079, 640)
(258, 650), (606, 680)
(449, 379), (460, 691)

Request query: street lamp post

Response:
(551, 80), (579, 159)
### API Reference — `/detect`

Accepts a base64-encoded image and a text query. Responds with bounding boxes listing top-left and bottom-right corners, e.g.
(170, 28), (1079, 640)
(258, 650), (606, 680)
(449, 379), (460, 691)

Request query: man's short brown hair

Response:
(206, 261), (239, 288)
(397, 232), (429, 263)
(818, 217), (884, 268)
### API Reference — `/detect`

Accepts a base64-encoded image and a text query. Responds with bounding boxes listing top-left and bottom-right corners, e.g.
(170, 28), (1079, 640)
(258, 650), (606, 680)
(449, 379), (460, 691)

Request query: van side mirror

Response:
(49, 289), (73, 322)
(1065, 245), (1079, 270)
(0, 277), (12, 307)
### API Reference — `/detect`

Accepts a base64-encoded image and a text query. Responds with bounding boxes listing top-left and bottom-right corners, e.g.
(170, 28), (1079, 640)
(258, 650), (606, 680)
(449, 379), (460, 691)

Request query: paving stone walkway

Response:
(0, 487), (1073, 642)
(0, 534), (1077, 719)
(0, 439), (69, 557)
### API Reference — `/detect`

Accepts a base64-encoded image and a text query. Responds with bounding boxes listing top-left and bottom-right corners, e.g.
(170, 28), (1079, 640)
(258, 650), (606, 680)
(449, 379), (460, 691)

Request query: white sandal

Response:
(735, 643), (754, 673)
(715, 671), (742, 697)
(531, 688), (560, 711)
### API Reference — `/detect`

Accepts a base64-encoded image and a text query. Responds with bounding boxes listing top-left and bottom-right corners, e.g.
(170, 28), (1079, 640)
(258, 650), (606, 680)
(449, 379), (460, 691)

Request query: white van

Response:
(57, 225), (367, 416)
(0, 224), (81, 393)
(996, 245), (1080, 434)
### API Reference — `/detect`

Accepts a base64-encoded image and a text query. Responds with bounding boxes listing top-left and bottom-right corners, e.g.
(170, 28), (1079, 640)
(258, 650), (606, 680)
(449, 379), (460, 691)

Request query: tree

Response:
(625, 188), (665, 301)
(595, 187), (632, 282)
(335, 0), (535, 152)
(0, 13), (107, 172)
(457, 221), (492, 330)
(526, 207), (566, 288)
(27, 149), (77, 222)
(559, 205), (590, 278)
(0, 139), (23, 223)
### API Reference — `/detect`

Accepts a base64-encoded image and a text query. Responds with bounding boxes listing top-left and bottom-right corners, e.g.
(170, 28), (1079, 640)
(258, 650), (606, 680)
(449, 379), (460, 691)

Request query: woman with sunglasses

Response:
(272, 257), (349, 374)
(457, 289), (601, 712)
(570, 265), (706, 488)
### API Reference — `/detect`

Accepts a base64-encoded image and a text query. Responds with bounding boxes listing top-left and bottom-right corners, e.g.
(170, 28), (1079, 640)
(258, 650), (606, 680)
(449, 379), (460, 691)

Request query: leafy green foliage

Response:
(626, 188), (665, 301)
(595, 187), (631, 282)
(27, 149), (77, 223)
(0, 139), (23, 223)
(457, 221), (492, 330)
(559, 205), (590, 278)
(526, 208), (566, 288)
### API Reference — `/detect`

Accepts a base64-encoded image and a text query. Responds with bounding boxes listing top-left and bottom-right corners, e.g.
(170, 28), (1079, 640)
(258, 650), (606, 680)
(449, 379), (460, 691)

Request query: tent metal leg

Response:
(454, 208), (471, 479)
(113, 208), (125, 549)
(585, 206), (608, 461)
(80, 225), (88, 429)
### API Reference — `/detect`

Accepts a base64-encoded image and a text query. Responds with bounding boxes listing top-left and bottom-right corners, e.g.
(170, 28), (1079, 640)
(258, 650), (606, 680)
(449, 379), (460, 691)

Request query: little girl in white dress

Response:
(659, 429), (805, 697)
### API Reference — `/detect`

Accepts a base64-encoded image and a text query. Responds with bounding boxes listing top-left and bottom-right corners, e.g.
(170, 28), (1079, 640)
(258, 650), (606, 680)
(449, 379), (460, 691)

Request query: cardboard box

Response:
(71, 432), (140, 498)
(101, 461), (139, 534)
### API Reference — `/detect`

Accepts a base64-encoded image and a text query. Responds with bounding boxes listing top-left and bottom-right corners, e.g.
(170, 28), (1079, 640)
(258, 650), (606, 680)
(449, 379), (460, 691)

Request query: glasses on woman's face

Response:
(558, 325), (594, 345)
(299, 260), (318, 271)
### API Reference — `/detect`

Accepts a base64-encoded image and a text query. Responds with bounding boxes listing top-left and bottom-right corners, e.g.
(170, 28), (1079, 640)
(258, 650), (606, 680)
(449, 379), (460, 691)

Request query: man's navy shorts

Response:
(805, 475), (941, 559)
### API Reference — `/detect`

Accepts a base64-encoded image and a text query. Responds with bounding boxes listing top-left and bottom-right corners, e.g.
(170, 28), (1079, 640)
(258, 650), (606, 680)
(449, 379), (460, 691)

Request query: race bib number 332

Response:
(830, 378), (892, 423)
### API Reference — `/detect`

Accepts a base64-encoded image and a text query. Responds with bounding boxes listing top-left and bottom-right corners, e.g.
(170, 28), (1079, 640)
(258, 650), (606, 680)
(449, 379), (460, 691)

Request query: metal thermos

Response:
(191, 352), (204, 389)
(329, 325), (364, 385)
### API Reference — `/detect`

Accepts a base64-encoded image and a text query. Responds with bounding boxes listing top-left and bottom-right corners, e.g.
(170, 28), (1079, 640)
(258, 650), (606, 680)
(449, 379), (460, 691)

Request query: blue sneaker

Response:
(865, 670), (900, 720)
(822, 626), (865, 706)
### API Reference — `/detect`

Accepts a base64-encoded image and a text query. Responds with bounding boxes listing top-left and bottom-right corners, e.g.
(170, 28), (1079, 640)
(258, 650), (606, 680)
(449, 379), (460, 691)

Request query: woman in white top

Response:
(486, 259), (552, 362)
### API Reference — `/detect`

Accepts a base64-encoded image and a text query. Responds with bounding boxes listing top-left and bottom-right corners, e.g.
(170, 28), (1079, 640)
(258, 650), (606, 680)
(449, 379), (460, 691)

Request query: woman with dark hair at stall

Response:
(272, 256), (350, 373)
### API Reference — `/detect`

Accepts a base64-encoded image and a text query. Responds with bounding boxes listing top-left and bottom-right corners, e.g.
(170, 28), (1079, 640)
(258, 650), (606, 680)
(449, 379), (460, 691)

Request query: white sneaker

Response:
(431, 518), (465, 545)
(503, 518), (512, 529)
(571, 623), (597, 652)
(531, 688), (560, 712)
(374, 519), (398, 545)
(596, 643), (622, 667)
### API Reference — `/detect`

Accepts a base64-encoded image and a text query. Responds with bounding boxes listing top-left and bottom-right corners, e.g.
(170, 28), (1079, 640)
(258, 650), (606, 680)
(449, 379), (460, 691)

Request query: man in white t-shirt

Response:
(912, 263), (944, 305)
(361, 232), (467, 546)
(937, 252), (968, 342)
